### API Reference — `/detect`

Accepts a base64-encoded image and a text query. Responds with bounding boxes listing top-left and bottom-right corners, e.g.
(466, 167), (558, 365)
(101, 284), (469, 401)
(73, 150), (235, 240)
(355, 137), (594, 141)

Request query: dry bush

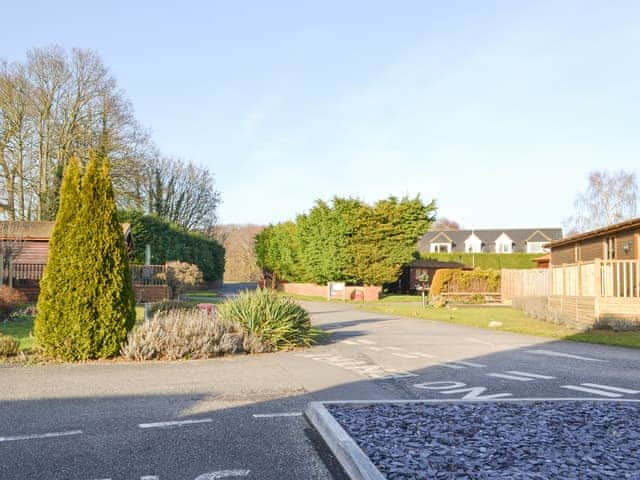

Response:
(0, 334), (20, 357)
(0, 286), (28, 321)
(121, 308), (265, 360)
(166, 261), (204, 298)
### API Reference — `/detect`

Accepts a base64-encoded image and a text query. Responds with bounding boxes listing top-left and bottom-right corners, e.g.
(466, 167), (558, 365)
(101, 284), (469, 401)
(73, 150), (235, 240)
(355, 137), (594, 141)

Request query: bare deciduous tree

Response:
(142, 155), (221, 230)
(564, 170), (638, 233)
(211, 224), (264, 282)
(431, 217), (461, 230)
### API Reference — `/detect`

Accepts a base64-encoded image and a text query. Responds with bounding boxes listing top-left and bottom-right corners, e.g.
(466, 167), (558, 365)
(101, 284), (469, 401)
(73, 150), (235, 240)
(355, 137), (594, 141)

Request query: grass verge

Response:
(358, 304), (640, 349)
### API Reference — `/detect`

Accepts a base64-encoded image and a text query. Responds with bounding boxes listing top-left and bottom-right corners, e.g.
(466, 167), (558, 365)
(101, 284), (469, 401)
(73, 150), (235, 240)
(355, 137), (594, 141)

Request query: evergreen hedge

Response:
(421, 252), (541, 270)
(35, 155), (136, 360)
(118, 211), (224, 282)
(256, 196), (435, 286)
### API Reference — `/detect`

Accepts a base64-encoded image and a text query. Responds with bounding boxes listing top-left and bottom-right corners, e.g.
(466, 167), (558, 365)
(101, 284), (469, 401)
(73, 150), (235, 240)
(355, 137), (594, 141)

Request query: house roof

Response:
(0, 221), (131, 240)
(419, 228), (563, 250)
(545, 217), (640, 249)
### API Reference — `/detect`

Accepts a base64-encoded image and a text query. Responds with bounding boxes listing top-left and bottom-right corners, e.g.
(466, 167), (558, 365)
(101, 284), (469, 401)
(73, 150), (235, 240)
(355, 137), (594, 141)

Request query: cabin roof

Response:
(545, 217), (640, 249)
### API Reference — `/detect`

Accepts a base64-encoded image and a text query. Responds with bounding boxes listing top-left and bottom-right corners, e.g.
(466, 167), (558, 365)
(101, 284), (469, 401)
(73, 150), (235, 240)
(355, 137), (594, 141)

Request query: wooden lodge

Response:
(0, 221), (168, 302)
(545, 217), (640, 329)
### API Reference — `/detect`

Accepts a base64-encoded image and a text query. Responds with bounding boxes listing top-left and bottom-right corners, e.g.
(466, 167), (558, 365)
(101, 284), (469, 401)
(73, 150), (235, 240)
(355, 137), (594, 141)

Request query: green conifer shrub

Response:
(35, 154), (136, 360)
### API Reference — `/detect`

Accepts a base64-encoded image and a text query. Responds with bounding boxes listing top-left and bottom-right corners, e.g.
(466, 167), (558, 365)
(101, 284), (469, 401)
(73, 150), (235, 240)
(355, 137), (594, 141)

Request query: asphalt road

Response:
(2, 300), (640, 479)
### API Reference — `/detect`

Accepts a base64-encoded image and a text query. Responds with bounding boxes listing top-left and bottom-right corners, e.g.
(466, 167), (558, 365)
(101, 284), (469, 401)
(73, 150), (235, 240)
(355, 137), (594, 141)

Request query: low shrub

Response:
(217, 288), (318, 350)
(121, 309), (258, 360)
(166, 261), (204, 298)
(430, 269), (500, 299)
(0, 286), (28, 321)
(147, 299), (196, 317)
(0, 334), (20, 357)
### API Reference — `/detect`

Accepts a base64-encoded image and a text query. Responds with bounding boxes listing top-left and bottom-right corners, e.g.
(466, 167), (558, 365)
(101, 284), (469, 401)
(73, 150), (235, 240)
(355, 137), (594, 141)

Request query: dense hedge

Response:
(429, 268), (501, 298)
(421, 252), (541, 270)
(119, 211), (224, 281)
(256, 196), (435, 286)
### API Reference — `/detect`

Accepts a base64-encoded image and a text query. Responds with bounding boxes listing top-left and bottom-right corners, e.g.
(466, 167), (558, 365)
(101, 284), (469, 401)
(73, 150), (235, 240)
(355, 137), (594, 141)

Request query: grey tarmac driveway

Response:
(2, 300), (640, 480)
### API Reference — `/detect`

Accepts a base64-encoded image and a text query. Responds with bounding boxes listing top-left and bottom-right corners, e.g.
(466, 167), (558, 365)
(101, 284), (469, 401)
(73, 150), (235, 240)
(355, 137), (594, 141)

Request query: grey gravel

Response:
(328, 402), (640, 480)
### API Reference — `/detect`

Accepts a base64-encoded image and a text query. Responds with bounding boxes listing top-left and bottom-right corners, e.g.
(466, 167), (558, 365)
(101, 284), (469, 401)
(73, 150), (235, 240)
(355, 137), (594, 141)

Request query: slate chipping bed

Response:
(328, 401), (640, 480)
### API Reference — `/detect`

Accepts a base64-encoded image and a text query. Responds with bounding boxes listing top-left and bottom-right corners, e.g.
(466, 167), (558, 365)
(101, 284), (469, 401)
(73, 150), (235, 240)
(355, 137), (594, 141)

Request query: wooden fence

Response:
(551, 260), (640, 298)
(0, 262), (46, 288)
(501, 269), (551, 301)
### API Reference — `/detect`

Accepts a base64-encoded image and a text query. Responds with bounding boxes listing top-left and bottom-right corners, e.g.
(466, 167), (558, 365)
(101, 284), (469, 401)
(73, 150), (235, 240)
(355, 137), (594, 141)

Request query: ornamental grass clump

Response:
(121, 308), (252, 361)
(0, 334), (20, 357)
(217, 288), (318, 350)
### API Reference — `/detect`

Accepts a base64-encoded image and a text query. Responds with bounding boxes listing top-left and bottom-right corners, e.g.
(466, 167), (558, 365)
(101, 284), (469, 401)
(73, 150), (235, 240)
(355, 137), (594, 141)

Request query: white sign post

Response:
(327, 281), (346, 301)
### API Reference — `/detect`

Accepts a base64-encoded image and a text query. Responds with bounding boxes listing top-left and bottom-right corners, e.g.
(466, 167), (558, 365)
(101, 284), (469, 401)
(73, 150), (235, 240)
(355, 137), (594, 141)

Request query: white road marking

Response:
(0, 430), (82, 443)
(486, 373), (535, 382)
(364, 346), (383, 351)
(413, 381), (467, 390)
(410, 352), (438, 358)
(506, 371), (555, 379)
(141, 476), (159, 480)
(391, 352), (421, 359)
(382, 371), (419, 379)
(439, 363), (466, 369)
(440, 386), (513, 400)
(354, 339), (376, 345)
(138, 418), (213, 429)
(385, 346), (403, 351)
(465, 337), (494, 346)
(560, 385), (622, 398)
(527, 349), (606, 362)
(580, 383), (640, 394)
(341, 340), (358, 345)
(252, 412), (302, 418)
(194, 470), (250, 479)
(453, 361), (485, 368)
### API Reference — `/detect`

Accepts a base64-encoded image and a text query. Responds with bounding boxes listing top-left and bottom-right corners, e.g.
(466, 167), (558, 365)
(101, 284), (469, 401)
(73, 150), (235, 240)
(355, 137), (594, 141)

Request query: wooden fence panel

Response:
(501, 269), (551, 301)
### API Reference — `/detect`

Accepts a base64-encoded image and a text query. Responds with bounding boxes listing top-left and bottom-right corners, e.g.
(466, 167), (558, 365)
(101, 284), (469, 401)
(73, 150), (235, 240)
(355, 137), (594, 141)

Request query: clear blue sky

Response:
(3, 1), (639, 228)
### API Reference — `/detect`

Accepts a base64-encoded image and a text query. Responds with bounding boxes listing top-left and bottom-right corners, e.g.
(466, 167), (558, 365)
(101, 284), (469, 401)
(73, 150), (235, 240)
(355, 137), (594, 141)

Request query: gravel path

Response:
(329, 401), (640, 480)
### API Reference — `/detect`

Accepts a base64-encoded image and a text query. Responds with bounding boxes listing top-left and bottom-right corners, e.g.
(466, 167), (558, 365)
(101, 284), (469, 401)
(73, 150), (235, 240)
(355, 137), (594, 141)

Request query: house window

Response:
(430, 243), (451, 253)
(605, 236), (616, 259)
(526, 242), (547, 253)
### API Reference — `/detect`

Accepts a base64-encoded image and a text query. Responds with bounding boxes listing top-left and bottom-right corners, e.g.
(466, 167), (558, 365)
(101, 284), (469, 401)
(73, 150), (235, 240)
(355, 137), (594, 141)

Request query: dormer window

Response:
(464, 233), (483, 253)
(495, 233), (514, 253)
(430, 242), (451, 253)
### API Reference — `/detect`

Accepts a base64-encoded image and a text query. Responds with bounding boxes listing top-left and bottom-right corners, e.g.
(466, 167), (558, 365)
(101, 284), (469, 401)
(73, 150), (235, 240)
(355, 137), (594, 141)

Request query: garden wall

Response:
(279, 282), (381, 301)
(133, 285), (170, 303)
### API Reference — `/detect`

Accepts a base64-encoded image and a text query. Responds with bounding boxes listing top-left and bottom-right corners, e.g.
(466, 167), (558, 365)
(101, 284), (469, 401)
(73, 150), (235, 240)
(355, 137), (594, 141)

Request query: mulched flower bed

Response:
(328, 401), (640, 480)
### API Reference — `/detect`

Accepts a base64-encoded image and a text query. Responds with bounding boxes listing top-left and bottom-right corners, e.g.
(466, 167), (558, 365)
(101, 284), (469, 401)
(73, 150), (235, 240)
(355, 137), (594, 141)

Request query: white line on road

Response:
(410, 352), (438, 358)
(138, 418), (213, 429)
(391, 352), (421, 359)
(560, 385), (622, 398)
(439, 363), (466, 369)
(195, 470), (250, 480)
(364, 346), (383, 351)
(385, 346), (403, 351)
(140, 476), (159, 480)
(354, 339), (377, 345)
(527, 349), (606, 362)
(580, 383), (640, 394)
(506, 371), (555, 379)
(252, 412), (302, 418)
(454, 361), (486, 368)
(465, 337), (494, 346)
(0, 430), (82, 443)
(341, 340), (358, 345)
(486, 373), (535, 382)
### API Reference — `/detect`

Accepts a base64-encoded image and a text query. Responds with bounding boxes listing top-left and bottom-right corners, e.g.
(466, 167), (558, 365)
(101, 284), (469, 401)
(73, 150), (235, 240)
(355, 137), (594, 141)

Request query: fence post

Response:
(0, 253), (3, 286)
(8, 259), (13, 288)
(595, 259), (602, 297)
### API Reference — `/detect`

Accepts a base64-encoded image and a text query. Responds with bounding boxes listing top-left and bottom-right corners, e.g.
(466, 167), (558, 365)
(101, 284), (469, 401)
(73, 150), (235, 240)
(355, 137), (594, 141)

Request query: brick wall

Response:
(279, 282), (382, 301)
(133, 285), (170, 303)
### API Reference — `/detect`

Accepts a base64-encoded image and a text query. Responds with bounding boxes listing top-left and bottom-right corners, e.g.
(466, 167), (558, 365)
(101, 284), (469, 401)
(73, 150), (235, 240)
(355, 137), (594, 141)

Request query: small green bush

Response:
(0, 286), (28, 321)
(430, 268), (500, 299)
(217, 288), (318, 350)
(121, 309), (256, 360)
(166, 261), (204, 298)
(0, 334), (20, 357)
(148, 300), (196, 317)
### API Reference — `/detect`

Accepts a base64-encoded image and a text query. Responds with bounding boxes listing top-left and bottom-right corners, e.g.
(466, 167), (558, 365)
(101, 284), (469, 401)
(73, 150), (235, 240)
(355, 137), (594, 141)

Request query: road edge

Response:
(304, 402), (385, 480)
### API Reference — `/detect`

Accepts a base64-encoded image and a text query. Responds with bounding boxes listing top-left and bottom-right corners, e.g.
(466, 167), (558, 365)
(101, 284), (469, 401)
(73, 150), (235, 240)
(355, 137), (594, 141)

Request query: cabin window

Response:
(430, 243), (451, 253)
(605, 236), (616, 259)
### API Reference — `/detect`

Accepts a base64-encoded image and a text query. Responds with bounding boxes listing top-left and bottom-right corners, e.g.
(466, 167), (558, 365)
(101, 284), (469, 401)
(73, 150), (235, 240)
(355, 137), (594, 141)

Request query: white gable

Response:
(495, 232), (514, 253)
(464, 233), (483, 253)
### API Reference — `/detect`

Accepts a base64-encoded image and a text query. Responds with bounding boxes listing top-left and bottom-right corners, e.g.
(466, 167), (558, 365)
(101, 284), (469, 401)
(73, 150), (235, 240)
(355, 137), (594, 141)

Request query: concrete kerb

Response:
(306, 398), (640, 480)
(304, 402), (385, 480)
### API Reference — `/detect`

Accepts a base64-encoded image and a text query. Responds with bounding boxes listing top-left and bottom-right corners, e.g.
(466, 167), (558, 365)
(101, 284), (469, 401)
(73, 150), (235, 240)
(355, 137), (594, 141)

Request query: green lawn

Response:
(0, 315), (34, 351)
(358, 303), (640, 349)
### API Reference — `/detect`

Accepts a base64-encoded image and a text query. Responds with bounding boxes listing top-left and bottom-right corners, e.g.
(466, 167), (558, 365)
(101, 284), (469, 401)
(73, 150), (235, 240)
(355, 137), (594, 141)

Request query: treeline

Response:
(256, 196), (435, 286)
(0, 46), (219, 229)
(119, 211), (225, 281)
